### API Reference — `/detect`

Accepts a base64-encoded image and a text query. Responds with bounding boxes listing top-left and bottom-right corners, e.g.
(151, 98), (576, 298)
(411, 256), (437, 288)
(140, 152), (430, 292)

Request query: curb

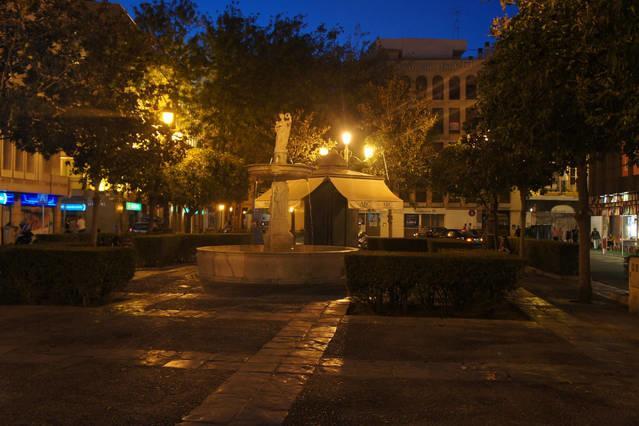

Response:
(591, 280), (628, 306)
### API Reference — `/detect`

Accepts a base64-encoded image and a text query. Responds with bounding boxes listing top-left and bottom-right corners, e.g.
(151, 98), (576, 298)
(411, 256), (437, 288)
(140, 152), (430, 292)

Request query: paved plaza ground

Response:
(1, 266), (639, 425)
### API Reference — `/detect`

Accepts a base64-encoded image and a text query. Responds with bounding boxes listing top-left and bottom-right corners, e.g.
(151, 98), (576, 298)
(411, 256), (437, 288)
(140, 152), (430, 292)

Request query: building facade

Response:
(590, 152), (639, 251)
(379, 38), (578, 239)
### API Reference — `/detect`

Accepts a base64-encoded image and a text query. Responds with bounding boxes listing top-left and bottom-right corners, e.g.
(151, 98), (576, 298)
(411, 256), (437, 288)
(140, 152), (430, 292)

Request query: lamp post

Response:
(341, 131), (352, 167)
(363, 144), (390, 183)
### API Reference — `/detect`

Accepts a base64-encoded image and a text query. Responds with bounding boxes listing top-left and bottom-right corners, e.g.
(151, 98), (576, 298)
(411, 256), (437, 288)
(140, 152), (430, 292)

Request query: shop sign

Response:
(61, 203), (87, 212)
(20, 193), (57, 207)
(0, 191), (15, 205)
(125, 202), (142, 212)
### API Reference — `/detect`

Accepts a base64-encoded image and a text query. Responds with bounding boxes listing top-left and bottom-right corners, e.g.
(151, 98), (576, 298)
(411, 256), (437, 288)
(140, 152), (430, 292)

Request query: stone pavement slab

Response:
(0, 265), (347, 425)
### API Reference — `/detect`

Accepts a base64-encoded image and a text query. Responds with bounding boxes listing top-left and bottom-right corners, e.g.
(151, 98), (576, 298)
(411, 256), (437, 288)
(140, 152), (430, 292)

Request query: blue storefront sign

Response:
(61, 203), (87, 212)
(20, 193), (58, 207)
(0, 191), (15, 205)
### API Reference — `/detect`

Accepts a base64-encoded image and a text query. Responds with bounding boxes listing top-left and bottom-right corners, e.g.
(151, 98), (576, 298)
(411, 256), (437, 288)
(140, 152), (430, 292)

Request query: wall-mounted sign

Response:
(0, 191), (15, 205)
(125, 202), (142, 212)
(61, 203), (87, 212)
(20, 193), (57, 207)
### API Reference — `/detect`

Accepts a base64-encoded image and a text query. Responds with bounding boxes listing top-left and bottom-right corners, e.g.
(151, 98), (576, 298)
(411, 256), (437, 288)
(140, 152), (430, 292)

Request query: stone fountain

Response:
(197, 113), (358, 285)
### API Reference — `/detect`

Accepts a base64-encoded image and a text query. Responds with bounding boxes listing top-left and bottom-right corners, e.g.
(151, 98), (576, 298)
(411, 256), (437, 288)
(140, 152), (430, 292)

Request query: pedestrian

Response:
(591, 228), (601, 250)
(76, 215), (86, 233)
(515, 225), (521, 238)
(16, 214), (33, 245)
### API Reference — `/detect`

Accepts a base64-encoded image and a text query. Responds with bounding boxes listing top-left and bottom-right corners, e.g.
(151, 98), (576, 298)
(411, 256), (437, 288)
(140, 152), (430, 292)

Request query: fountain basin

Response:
(197, 245), (358, 285)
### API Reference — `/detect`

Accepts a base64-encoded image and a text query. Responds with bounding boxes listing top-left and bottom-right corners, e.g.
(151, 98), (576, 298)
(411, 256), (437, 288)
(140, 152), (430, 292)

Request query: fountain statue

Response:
(196, 113), (358, 285)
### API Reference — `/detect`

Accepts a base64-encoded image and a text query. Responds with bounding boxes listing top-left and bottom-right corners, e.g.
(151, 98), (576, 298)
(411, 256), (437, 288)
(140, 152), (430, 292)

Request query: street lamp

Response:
(363, 144), (376, 161)
(341, 131), (352, 167)
(319, 146), (329, 156)
(161, 111), (175, 126)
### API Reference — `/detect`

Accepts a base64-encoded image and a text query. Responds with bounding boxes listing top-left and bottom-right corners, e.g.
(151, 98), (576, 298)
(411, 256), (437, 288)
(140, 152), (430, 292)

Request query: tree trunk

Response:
(184, 212), (191, 234)
(492, 195), (499, 250)
(519, 188), (528, 259)
(148, 196), (156, 223)
(576, 160), (592, 303)
(90, 191), (101, 246)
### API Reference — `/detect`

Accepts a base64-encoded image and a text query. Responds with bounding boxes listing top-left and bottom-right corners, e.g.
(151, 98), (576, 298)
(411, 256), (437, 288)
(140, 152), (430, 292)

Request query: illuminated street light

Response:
(217, 204), (225, 212)
(364, 144), (376, 160)
(319, 146), (329, 156)
(341, 131), (352, 167)
(341, 131), (352, 146)
(161, 111), (175, 126)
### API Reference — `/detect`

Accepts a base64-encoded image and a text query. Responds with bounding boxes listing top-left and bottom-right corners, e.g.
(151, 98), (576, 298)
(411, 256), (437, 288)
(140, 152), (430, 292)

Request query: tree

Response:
(195, 5), (389, 163)
(167, 148), (247, 233)
(0, 0), (87, 151)
(430, 133), (512, 248)
(286, 111), (337, 164)
(359, 77), (437, 194)
(487, 0), (639, 301)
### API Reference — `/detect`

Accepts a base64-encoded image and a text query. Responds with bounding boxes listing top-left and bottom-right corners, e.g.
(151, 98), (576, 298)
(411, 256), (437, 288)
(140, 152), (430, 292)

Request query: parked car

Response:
(129, 222), (150, 233)
(445, 229), (465, 239)
(463, 230), (483, 243)
(430, 227), (449, 238)
(412, 226), (448, 238)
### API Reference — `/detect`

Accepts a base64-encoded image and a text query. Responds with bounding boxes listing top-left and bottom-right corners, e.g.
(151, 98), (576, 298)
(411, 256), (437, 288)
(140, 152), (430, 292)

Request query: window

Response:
(415, 190), (427, 203)
(26, 153), (35, 174)
(499, 190), (511, 204)
(622, 154), (630, 177)
(432, 108), (444, 134)
(415, 76), (427, 96)
(466, 75), (477, 99)
(2, 141), (11, 169)
(44, 157), (52, 175)
(448, 194), (461, 204)
(449, 108), (461, 134)
(431, 191), (444, 203)
(404, 214), (419, 228)
(14, 150), (23, 171)
(449, 76), (460, 100)
(421, 214), (444, 228)
(466, 107), (477, 127)
(432, 75), (444, 100)
(400, 76), (411, 94)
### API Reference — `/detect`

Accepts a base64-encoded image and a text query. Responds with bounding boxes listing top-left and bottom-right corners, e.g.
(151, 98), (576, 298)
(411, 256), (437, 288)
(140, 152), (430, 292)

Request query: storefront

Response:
(20, 192), (58, 234)
(592, 192), (639, 253)
(60, 197), (88, 232)
(0, 191), (16, 244)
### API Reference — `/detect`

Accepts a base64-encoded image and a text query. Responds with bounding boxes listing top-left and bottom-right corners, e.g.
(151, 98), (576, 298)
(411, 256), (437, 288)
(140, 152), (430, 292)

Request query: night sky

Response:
(118, 0), (513, 56)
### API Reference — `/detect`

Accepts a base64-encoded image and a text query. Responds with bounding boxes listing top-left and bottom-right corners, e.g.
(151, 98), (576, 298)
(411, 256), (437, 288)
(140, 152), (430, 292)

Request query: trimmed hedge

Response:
(367, 237), (428, 252)
(508, 238), (578, 276)
(427, 238), (477, 252)
(34, 232), (121, 246)
(133, 233), (252, 267)
(345, 251), (524, 314)
(0, 246), (135, 305)
(366, 237), (477, 253)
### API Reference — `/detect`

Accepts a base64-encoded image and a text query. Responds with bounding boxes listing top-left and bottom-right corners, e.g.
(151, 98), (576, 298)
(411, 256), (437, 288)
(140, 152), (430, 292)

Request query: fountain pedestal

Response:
(196, 113), (358, 285)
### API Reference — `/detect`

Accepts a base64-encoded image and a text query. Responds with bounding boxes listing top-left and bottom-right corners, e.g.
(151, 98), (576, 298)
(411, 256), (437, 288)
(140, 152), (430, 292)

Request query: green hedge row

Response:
(133, 233), (251, 267)
(508, 238), (578, 276)
(0, 246), (135, 305)
(34, 232), (121, 246)
(345, 251), (524, 314)
(367, 237), (477, 253)
(34, 232), (252, 267)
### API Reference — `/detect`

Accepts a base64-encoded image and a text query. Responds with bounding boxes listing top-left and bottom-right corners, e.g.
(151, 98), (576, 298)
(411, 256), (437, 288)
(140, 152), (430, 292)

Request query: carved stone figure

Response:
(274, 112), (292, 164)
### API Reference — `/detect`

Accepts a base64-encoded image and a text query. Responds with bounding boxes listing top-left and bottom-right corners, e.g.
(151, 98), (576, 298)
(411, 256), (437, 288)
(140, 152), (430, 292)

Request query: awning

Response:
(255, 178), (324, 209)
(255, 176), (403, 210)
(329, 177), (403, 210)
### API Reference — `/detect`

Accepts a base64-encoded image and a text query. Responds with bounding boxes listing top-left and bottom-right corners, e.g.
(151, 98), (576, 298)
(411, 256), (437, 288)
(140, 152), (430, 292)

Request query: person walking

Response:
(591, 228), (601, 250)
(76, 216), (86, 233)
